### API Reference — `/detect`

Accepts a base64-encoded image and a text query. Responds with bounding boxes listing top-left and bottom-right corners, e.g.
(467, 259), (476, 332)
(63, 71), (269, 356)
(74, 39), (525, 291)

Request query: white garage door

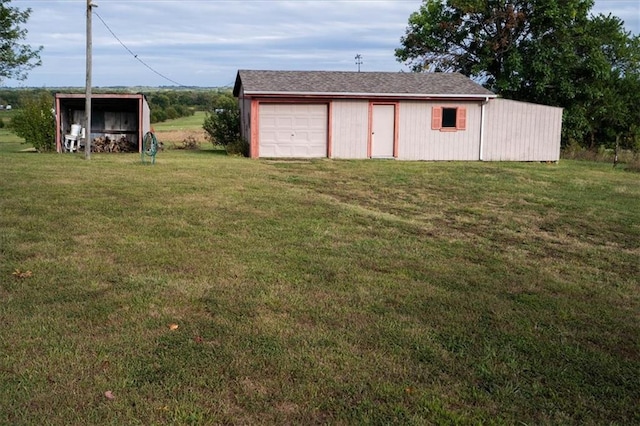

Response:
(259, 104), (328, 158)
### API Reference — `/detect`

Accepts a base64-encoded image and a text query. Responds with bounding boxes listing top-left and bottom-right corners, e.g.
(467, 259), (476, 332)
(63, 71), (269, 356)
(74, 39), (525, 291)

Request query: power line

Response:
(93, 10), (188, 87)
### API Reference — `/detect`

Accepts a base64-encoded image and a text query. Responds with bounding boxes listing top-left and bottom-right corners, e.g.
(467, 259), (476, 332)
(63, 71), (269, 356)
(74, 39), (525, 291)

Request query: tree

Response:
(149, 93), (170, 109)
(395, 0), (640, 149)
(146, 91), (196, 124)
(563, 15), (640, 149)
(202, 93), (240, 147)
(395, 0), (594, 92)
(11, 91), (55, 152)
(0, 0), (42, 83)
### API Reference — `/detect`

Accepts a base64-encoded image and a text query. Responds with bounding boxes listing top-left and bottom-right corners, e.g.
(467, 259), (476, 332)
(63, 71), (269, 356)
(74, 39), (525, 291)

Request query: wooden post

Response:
(84, 0), (94, 159)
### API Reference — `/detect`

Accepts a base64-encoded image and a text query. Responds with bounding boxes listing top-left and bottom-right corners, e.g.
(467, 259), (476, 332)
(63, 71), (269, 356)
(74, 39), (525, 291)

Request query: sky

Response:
(5, 0), (640, 88)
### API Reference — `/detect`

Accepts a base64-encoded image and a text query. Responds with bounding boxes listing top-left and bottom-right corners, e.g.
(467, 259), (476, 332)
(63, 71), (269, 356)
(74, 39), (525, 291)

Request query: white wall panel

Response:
(331, 100), (369, 159)
(398, 101), (482, 160)
(483, 99), (562, 161)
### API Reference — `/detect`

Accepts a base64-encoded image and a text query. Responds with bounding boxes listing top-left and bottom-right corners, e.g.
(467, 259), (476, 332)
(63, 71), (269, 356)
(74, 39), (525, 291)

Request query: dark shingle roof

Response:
(233, 70), (495, 98)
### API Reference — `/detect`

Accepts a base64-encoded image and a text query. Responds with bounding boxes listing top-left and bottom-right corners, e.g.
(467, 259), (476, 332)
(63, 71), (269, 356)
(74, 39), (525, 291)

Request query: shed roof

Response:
(54, 93), (148, 113)
(233, 70), (496, 99)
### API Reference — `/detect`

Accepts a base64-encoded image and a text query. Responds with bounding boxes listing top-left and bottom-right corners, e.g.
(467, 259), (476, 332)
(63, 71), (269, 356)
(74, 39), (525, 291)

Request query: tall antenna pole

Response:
(355, 54), (363, 72)
(85, 1), (95, 159)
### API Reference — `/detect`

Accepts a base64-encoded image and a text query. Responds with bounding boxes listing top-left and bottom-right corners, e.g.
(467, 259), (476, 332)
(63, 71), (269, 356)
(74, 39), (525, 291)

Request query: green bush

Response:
(165, 106), (178, 120)
(225, 138), (249, 157)
(10, 92), (55, 152)
(202, 94), (240, 147)
(151, 109), (167, 123)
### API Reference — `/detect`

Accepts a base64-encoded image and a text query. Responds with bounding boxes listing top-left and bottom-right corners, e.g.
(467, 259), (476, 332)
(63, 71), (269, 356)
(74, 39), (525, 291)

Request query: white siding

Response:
(398, 100), (482, 160)
(142, 99), (151, 136)
(331, 100), (369, 159)
(483, 99), (562, 161)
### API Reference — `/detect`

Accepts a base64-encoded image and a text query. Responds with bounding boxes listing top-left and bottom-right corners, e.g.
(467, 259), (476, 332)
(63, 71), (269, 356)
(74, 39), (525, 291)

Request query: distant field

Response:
(0, 108), (16, 129)
(152, 111), (206, 131)
(0, 130), (23, 150)
(0, 109), (15, 119)
(0, 147), (638, 424)
(0, 109), (25, 150)
(152, 111), (208, 147)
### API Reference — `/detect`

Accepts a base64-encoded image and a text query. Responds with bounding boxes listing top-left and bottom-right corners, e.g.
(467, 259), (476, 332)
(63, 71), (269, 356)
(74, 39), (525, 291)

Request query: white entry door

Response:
(371, 104), (396, 158)
(259, 104), (328, 158)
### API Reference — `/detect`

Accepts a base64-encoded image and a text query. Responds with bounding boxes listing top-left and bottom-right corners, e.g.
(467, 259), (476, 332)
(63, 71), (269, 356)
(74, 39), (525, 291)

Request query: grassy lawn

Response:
(0, 138), (638, 423)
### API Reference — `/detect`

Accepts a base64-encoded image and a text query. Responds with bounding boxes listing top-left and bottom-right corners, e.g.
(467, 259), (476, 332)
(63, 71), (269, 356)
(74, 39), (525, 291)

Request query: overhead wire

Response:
(93, 10), (188, 87)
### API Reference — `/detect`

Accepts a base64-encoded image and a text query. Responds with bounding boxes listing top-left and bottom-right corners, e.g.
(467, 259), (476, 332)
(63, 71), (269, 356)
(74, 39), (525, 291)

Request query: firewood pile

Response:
(91, 135), (137, 153)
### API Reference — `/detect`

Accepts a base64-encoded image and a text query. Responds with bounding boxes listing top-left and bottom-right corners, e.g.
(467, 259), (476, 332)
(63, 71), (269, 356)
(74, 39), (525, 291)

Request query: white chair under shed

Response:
(64, 124), (84, 152)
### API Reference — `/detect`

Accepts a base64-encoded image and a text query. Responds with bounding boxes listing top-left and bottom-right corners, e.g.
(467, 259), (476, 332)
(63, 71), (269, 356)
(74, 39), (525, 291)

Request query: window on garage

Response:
(431, 106), (466, 131)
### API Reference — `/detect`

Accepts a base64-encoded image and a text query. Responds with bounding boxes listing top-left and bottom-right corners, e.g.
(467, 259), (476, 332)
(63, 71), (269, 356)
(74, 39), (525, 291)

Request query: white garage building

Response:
(233, 70), (562, 161)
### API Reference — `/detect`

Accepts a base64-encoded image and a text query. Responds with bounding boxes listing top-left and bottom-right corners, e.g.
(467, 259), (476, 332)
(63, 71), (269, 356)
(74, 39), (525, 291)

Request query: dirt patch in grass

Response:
(154, 129), (208, 146)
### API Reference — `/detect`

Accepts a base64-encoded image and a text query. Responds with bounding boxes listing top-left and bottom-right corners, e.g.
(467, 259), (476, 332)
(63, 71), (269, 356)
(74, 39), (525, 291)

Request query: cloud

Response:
(7, 0), (421, 86)
(6, 0), (638, 88)
(591, 2), (640, 33)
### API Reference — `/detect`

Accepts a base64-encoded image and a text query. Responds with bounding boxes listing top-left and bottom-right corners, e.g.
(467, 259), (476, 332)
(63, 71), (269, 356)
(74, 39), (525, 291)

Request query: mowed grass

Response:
(0, 141), (638, 423)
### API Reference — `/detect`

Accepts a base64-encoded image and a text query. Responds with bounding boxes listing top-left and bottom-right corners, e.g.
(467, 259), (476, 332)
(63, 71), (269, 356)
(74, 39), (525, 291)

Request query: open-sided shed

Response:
(55, 93), (151, 153)
(233, 70), (562, 161)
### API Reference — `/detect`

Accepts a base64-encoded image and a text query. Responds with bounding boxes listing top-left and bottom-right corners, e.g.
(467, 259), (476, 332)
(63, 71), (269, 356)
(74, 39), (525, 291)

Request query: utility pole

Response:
(355, 54), (363, 72)
(85, 1), (96, 159)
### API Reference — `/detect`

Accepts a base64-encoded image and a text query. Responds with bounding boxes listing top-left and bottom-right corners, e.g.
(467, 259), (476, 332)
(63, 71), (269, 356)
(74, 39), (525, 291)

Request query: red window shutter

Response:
(432, 107), (442, 130)
(456, 107), (467, 130)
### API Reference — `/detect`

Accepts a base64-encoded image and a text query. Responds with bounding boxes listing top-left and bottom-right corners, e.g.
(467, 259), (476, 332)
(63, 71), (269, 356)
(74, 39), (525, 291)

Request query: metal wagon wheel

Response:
(142, 131), (158, 164)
